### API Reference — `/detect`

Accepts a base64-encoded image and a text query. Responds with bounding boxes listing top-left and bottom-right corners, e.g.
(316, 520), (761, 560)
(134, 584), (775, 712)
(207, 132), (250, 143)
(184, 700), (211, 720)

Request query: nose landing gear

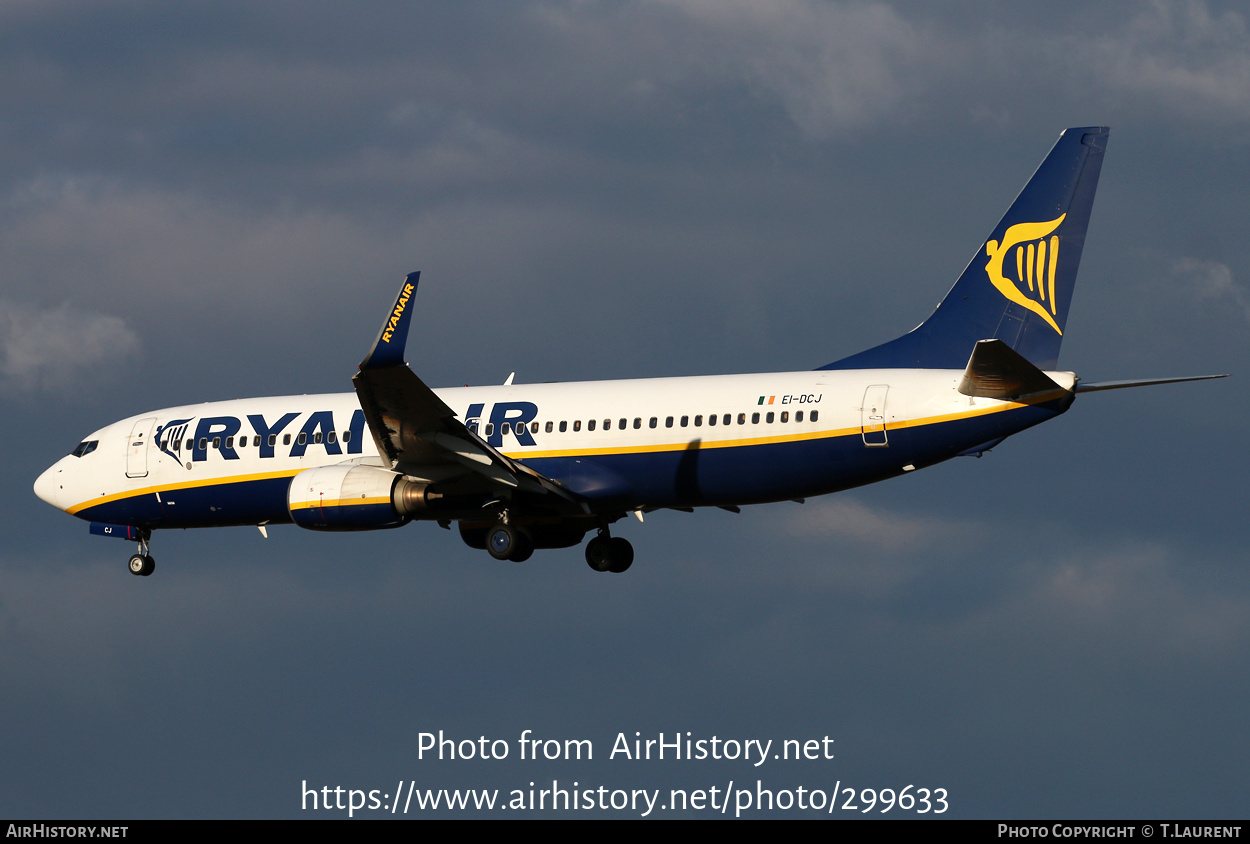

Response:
(128, 531), (155, 577)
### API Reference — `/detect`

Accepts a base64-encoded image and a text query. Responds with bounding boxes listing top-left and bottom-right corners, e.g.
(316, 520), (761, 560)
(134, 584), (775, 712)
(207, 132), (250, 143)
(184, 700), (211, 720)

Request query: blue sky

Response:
(3, 0), (1248, 818)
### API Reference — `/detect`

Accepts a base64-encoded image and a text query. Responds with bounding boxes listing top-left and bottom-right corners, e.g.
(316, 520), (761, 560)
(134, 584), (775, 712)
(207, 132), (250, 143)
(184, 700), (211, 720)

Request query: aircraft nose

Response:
(33, 463), (64, 510)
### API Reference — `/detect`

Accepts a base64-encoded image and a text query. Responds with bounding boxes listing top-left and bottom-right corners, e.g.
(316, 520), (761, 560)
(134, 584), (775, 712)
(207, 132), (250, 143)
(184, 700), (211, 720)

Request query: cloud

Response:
(1004, 539), (1250, 659)
(782, 496), (980, 552)
(0, 298), (139, 398)
(771, 495), (1250, 656)
(672, 0), (945, 139)
(1076, 0), (1250, 120)
(766, 497), (987, 595)
(1171, 256), (1250, 323)
(0, 174), (402, 327)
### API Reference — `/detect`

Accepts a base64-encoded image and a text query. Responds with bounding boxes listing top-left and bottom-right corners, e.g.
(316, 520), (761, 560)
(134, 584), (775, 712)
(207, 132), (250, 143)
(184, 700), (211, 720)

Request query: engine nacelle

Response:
(288, 465), (438, 531)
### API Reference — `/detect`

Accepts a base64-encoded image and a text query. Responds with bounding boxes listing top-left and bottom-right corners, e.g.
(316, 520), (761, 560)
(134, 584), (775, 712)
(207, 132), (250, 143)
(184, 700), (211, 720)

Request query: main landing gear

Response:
(486, 521), (534, 563)
(128, 531), (155, 577)
(471, 512), (633, 571)
(461, 517), (549, 563)
(585, 530), (633, 574)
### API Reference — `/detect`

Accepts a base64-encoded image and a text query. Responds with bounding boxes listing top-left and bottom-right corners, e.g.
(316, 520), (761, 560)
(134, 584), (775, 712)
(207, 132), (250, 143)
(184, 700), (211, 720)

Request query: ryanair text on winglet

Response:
(381, 282), (415, 344)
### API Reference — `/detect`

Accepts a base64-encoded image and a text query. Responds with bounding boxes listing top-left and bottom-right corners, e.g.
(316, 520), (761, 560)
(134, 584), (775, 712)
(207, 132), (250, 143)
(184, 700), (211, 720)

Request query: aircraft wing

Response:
(352, 273), (584, 506)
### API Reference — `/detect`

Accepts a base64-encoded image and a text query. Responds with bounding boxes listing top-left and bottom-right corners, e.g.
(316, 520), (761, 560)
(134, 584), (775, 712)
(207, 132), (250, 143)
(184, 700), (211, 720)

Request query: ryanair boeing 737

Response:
(32, 127), (1224, 576)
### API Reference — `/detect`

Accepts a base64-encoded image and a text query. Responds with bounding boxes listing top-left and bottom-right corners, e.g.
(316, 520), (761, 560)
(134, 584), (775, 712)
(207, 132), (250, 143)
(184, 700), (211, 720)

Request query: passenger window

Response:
(574, 420), (581, 432)
(226, 436), (234, 448)
(588, 419), (597, 431)
(781, 411), (789, 423)
(752, 412), (760, 424)
(560, 421), (568, 433)
(173, 439), (182, 451)
(502, 422), (512, 435)
(327, 431), (337, 444)
(681, 416), (689, 427)
(297, 433), (307, 445)
(213, 437), (221, 448)
(694, 415), (702, 427)
(649, 417), (657, 428)
(766, 412), (774, 423)
(283, 434), (291, 446)
(723, 414), (731, 425)
(708, 414), (717, 426)
(342, 431), (351, 443)
(485, 423), (494, 436)
(737, 413), (745, 424)
(531, 422), (540, 434)
(796, 411), (804, 422)
(236, 437), (245, 449)
(314, 432), (323, 444)
(811, 410), (819, 422)
(665, 416), (674, 428)
(268, 435), (277, 447)
(199, 438), (208, 450)
(619, 418), (626, 430)
(545, 421), (553, 433)
(633, 418), (641, 429)
(467, 420), (478, 433)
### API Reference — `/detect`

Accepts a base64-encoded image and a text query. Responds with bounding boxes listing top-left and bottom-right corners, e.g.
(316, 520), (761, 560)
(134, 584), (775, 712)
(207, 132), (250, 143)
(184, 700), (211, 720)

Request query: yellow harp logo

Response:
(985, 214), (1065, 335)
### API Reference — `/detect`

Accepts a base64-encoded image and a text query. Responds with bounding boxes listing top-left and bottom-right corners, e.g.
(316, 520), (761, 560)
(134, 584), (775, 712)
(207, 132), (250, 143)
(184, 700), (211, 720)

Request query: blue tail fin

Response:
(821, 127), (1109, 371)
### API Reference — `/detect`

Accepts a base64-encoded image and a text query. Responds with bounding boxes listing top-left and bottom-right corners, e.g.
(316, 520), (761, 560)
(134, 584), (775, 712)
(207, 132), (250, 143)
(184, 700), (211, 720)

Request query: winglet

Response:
(360, 272), (420, 370)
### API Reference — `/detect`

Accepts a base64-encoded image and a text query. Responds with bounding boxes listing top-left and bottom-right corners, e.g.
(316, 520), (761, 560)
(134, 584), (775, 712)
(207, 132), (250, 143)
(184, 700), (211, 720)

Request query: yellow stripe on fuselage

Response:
(66, 468), (304, 516)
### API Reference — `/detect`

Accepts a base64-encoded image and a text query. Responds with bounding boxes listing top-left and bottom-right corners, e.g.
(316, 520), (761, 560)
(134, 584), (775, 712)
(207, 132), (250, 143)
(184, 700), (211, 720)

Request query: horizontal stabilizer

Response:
(958, 339), (1064, 400)
(1074, 374), (1228, 393)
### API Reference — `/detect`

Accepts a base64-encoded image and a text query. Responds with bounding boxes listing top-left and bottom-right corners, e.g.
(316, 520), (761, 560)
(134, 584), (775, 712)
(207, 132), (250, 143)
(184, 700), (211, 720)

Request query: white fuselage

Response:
(35, 367), (1075, 528)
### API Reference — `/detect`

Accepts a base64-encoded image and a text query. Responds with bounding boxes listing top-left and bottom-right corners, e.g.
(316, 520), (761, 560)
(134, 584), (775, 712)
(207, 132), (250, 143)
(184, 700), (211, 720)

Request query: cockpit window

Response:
(71, 440), (98, 457)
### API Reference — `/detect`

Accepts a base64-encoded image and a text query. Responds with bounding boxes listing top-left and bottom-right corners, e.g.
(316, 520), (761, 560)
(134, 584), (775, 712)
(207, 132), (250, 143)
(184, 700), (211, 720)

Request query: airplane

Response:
(33, 126), (1225, 576)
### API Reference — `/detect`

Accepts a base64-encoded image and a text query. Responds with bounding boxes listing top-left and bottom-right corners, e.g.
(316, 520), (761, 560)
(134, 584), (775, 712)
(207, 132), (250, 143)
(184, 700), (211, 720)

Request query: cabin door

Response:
(126, 417), (156, 478)
(860, 385), (889, 447)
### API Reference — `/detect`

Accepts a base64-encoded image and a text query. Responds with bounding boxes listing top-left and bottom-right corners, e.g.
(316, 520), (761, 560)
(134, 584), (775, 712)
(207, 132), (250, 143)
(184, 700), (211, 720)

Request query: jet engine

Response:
(287, 464), (446, 530)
